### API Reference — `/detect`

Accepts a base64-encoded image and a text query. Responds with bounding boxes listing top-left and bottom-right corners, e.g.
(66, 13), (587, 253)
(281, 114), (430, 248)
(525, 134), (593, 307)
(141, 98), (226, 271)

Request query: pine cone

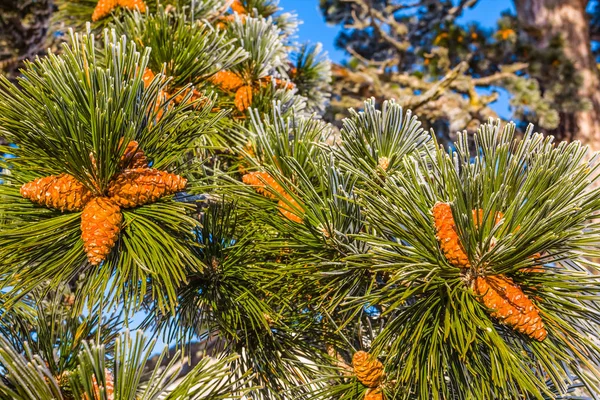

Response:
(352, 351), (384, 388)
(117, 0), (146, 13)
(209, 71), (244, 92)
(92, 0), (118, 21)
(432, 202), (470, 268)
(278, 195), (303, 223)
(21, 174), (93, 212)
(81, 198), (122, 265)
(377, 157), (390, 171)
(242, 171), (284, 199)
(231, 0), (247, 14)
(235, 85), (253, 112)
(107, 168), (187, 208)
(142, 68), (155, 88)
(82, 369), (115, 400)
(119, 140), (148, 169)
(473, 275), (547, 341)
(364, 388), (384, 400)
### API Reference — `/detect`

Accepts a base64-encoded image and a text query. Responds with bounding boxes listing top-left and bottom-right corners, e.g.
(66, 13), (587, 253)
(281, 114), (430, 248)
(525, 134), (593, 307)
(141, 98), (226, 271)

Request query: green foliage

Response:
(2, 0), (600, 399)
(0, 28), (222, 312)
(114, 8), (247, 88)
(345, 120), (600, 398)
(0, 329), (251, 399)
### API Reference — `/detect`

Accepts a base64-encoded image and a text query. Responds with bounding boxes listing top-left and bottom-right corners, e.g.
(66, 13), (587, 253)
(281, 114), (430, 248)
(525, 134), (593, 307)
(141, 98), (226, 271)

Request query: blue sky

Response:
(278, 0), (515, 118)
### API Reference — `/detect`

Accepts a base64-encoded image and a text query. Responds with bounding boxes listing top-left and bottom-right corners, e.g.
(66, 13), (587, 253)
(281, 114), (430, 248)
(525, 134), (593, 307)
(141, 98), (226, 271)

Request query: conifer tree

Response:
(1, 1), (600, 400)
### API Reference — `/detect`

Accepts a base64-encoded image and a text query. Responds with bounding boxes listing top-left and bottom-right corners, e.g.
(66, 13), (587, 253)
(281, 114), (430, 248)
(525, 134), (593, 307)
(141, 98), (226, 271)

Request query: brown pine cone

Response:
(209, 71), (244, 92)
(81, 198), (122, 265)
(92, 0), (118, 21)
(21, 174), (93, 212)
(117, 0), (146, 13)
(234, 85), (253, 112)
(432, 202), (470, 268)
(352, 351), (384, 388)
(364, 388), (384, 400)
(473, 275), (547, 341)
(119, 140), (148, 169)
(107, 168), (187, 208)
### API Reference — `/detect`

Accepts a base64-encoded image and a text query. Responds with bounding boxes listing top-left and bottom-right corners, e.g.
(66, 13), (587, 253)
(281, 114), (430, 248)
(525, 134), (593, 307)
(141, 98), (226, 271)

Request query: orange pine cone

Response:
(473, 275), (547, 341)
(142, 68), (155, 88)
(21, 174), (93, 212)
(242, 171), (284, 199)
(83, 369), (115, 400)
(81, 198), (122, 266)
(119, 140), (148, 169)
(92, 0), (118, 21)
(235, 85), (253, 112)
(278, 194), (303, 223)
(364, 388), (384, 400)
(209, 71), (244, 92)
(432, 202), (470, 268)
(107, 168), (187, 208)
(117, 0), (146, 13)
(231, 0), (247, 14)
(352, 351), (384, 388)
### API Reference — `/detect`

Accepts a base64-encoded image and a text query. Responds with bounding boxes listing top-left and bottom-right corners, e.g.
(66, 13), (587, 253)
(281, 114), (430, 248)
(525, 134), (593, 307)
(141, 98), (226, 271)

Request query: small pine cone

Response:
(365, 388), (384, 400)
(82, 369), (115, 400)
(352, 351), (384, 388)
(235, 85), (253, 112)
(242, 171), (284, 199)
(142, 68), (155, 88)
(432, 202), (470, 268)
(108, 168), (187, 208)
(278, 195), (303, 223)
(119, 140), (148, 169)
(473, 275), (547, 341)
(377, 157), (390, 171)
(209, 71), (244, 92)
(231, 0), (247, 14)
(92, 0), (118, 21)
(117, 0), (146, 13)
(21, 174), (93, 212)
(81, 198), (122, 266)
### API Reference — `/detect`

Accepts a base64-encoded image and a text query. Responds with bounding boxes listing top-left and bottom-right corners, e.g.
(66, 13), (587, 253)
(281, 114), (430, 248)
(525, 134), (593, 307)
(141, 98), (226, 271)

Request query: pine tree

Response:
(1, 1), (600, 400)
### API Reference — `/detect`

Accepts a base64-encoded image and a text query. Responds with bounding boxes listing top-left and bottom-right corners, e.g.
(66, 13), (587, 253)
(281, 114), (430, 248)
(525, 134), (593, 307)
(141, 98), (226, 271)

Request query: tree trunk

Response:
(514, 0), (600, 151)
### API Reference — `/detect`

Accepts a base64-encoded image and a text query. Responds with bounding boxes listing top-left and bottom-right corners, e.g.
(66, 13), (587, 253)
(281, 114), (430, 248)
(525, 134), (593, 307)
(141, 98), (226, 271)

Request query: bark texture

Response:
(515, 0), (600, 150)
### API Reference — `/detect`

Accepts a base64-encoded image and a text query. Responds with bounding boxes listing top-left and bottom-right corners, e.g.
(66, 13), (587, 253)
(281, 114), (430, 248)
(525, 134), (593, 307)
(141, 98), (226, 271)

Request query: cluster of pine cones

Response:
(432, 202), (547, 341)
(21, 141), (187, 265)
